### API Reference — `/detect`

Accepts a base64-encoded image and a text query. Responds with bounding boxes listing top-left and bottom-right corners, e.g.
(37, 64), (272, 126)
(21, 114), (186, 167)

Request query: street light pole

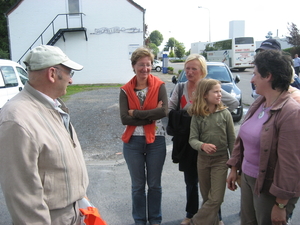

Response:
(198, 6), (211, 42)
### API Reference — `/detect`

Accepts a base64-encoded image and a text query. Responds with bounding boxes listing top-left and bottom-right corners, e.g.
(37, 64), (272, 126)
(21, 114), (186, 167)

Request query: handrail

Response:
(17, 13), (85, 64)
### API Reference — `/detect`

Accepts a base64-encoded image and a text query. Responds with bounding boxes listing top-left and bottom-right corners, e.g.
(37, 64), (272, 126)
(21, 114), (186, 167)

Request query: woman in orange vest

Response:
(119, 47), (168, 225)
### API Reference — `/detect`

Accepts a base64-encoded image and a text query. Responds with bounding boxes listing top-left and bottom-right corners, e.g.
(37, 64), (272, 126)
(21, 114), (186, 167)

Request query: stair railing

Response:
(17, 13), (85, 64)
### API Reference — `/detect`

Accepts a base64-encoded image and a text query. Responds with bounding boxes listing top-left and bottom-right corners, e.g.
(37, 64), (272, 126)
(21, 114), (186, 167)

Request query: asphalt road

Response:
(0, 68), (299, 224)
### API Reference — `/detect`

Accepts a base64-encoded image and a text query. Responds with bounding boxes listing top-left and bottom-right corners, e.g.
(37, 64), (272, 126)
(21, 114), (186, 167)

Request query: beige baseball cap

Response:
(24, 45), (83, 71)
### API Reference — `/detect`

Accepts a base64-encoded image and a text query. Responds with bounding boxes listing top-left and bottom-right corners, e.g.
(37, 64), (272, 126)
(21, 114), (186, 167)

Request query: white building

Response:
(190, 42), (209, 55)
(229, 20), (245, 38)
(6, 0), (145, 84)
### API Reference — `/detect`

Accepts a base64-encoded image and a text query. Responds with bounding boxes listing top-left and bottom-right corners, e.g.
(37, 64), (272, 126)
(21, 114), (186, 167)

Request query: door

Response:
(67, 0), (82, 28)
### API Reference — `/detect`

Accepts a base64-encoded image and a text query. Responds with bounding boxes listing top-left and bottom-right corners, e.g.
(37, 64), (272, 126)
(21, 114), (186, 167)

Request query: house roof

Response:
(127, 0), (145, 12)
(5, 0), (23, 17)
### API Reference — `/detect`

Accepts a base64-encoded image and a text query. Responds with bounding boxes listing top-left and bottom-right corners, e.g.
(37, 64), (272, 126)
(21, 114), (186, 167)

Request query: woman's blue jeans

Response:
(123, 136), (166, 225)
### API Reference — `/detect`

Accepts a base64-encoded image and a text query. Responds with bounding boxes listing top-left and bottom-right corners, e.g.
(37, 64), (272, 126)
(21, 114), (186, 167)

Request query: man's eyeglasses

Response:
(53, 67), (74, 78)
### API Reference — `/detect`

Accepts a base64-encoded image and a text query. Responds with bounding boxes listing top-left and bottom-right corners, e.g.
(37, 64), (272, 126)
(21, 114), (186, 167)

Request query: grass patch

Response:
(62, 84), (122, 101)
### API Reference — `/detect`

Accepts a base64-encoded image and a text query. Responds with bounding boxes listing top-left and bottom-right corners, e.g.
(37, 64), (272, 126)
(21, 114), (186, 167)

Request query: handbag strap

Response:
(176, 82), (184, 111)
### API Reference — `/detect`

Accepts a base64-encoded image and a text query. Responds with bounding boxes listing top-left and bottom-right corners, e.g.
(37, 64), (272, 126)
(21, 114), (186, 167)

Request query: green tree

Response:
(148, 43), (159, 58)
(185, 49), (190, 56)
(165, 37), (178, 51)
(175, 43), (185, 59)
(286, 22), (300, 47)
(168, 50), (175, 58)
(0, 0), (18, 59)
(149, 30), (163, 47)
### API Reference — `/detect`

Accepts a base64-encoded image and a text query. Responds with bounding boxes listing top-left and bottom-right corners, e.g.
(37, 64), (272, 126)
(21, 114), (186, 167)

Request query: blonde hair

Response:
(188, 79), (226, 117)
(185, 54), (208, 78)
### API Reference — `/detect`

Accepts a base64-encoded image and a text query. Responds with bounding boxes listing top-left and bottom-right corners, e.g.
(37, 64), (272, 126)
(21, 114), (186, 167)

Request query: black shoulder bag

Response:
(166, 83), (184, 136)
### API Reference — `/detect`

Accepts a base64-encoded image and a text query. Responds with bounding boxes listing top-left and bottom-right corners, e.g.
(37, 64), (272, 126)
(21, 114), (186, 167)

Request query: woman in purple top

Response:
(226, 50), (300, 225)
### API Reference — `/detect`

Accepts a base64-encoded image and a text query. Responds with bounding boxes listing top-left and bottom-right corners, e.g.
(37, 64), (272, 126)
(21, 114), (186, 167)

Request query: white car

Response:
(152, 60), (162, 72)
(0, 59), (28, 109)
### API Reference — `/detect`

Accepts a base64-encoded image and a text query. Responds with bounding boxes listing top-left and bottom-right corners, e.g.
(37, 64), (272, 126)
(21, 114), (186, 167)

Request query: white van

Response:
(0, 59), (28, 109)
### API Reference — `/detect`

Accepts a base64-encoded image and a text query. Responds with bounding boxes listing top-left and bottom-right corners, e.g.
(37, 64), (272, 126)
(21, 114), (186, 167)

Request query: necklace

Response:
(188, 82), (196, 98)
(258, 105), (271, 119)
(258, 93), (281, 119)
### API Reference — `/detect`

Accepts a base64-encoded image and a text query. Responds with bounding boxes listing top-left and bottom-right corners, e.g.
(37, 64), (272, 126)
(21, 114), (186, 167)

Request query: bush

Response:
(169, 51), (175, 58)
(0, 49), (9, 59)
(169, 59), (185, 63)
(167, 67), (174, 71)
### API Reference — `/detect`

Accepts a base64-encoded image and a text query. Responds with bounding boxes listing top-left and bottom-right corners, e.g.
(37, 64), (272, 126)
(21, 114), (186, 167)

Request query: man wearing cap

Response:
(252, 39), (300, 99)
(0, 45), (89, 225)
(251, 39), (282, 99)
(255, 38), (281, 53)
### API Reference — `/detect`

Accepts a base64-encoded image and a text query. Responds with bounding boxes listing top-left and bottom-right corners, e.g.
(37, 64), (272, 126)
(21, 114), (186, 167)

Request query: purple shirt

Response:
(239, 104), (271, 178)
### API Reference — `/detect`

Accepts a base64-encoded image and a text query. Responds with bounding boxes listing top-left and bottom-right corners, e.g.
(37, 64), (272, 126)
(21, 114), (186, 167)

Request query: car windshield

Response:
(207, 65), (232, 83)
(179, 65), (232, 83)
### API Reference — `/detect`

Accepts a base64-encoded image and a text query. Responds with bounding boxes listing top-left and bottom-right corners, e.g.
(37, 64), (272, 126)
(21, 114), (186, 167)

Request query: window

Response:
(234, 37), (254, 45)
(206, 66), (231, 82)
(209, 39), (232, 51)
(0, 71), (4, 87)
(16, 67), (28, 85)
(68, 0), (80, 14)
(0, 66), (18, 87)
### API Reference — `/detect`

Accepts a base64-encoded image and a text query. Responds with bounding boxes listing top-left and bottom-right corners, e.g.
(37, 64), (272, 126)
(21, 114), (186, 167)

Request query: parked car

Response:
(0, 59), (28, 109)
(152, 59), (162, 72)
(171, 62), (243, 122)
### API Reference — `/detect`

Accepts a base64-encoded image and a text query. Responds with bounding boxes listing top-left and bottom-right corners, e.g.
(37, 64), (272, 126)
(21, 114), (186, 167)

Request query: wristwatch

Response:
(275, 201), (287, 209)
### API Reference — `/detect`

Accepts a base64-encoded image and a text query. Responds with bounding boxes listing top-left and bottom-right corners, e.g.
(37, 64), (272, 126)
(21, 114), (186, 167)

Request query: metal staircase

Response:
(17, 13), (87, 64)
(48, 27), (87, 46)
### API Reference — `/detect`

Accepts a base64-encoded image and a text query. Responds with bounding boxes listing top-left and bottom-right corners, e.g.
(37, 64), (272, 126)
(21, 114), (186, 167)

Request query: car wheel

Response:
(155, 67), (162, 72)
(233, 103), (243, 122)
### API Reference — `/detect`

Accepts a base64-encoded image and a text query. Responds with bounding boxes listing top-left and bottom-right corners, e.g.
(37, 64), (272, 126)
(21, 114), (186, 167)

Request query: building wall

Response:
(7, 0), (144, 84)
(190, 42), (209, 54)
(229, 20), (245, 39)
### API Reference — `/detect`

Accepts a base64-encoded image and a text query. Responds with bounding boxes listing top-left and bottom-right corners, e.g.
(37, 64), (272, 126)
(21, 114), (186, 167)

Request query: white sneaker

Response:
(219, 221), (225, 225)
(181, 217), (191, 225)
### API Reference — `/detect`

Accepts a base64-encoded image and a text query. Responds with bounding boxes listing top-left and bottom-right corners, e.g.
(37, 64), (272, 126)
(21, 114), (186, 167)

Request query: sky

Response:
(134, 0), (300, 50)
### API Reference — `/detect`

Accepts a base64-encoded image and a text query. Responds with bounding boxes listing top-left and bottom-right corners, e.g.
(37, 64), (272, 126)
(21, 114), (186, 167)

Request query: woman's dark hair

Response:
(254, 50), (293, 91)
